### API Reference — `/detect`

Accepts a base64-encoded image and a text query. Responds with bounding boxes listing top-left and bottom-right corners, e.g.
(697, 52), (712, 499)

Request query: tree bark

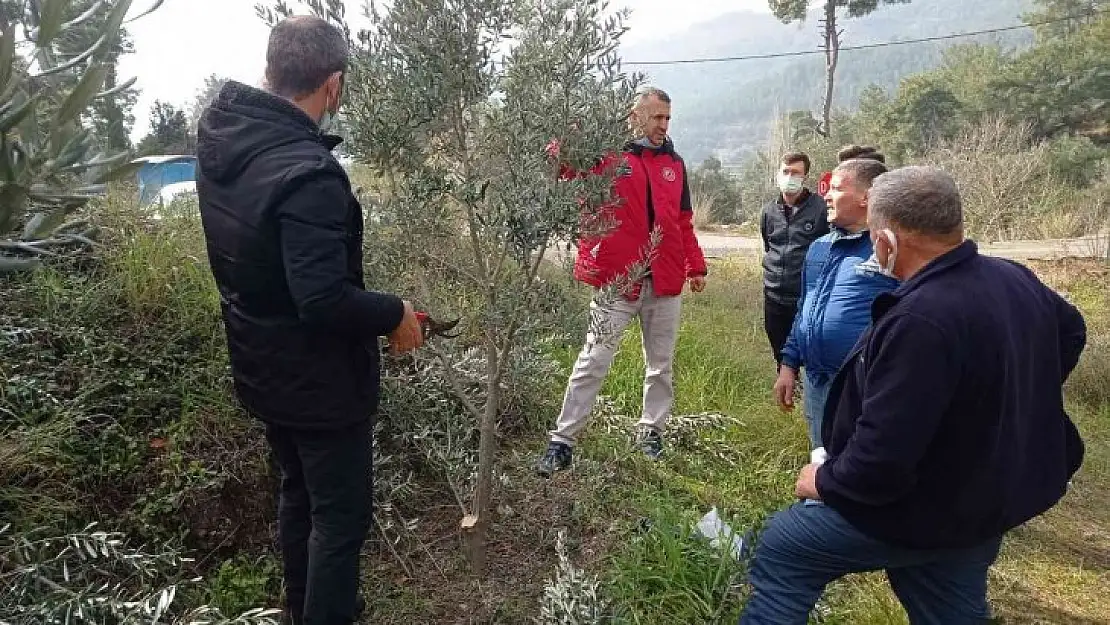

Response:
(467, 340), (502, 572)
(819, 1), (841, 137)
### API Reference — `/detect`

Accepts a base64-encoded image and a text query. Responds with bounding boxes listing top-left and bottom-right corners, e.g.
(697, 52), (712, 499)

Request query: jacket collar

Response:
(830, 225), (868, 242)
(871, 239), (978, 320)
(218, 80), (343, 152)
(322, 134), (343, 151)
(625, 138), (676, 157)
(778, 188), (812, 208)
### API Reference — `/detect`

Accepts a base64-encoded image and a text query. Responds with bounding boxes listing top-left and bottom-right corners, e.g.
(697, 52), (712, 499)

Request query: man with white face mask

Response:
(196, 15), (424, 625)
(760, 153), (829, 367)
(773, 158), (898, 451)
(740, 166), (1085, 625)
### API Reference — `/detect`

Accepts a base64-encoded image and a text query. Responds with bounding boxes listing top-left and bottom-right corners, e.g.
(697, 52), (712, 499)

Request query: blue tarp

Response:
(136, 157), (197, 205)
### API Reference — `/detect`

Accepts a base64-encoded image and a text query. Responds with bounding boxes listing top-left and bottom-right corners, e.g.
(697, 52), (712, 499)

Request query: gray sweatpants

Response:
(550, 278), (683, 446)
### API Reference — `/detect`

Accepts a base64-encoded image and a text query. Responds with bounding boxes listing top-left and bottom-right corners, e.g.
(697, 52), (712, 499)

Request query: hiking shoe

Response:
(637, 427), (664, 460)
(535, 441), (573, 478)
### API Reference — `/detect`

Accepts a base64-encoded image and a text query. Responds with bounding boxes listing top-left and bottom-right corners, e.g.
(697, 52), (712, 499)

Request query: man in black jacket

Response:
(196, 16), (423, 625)
(760, 152), (829, 366)
(740, 166), (1086, 625)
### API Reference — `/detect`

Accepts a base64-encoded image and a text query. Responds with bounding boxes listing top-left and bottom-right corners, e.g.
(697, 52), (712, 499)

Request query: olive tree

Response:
(259, 0), (646, 570)
(0, 0), (162, 274)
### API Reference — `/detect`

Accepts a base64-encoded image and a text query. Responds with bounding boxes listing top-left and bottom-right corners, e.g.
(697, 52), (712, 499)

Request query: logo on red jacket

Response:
(661, 167), (676, 182)
(818, 171), (832, 197)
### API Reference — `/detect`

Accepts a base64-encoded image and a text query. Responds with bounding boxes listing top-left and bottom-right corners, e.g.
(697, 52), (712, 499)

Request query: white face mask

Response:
(777, 173), (804, 195)
(318, 86), (340, 134)
(878, 228), (898, 279)
(318, 104), (337, 134)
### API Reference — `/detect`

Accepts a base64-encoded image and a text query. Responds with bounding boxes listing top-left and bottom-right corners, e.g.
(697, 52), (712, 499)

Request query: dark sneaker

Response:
(535, 441), (573, 478)
(637, 427), (664, 460)
(283, 595), (364, 625)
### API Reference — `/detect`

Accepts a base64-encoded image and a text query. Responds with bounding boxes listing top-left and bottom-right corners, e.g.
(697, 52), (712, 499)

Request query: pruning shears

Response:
(415, 311), (462, 340)
(382, 310), (461, 354)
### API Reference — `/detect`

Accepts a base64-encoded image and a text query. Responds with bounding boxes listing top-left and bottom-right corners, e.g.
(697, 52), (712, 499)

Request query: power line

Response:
(624, 9), (1110, 66)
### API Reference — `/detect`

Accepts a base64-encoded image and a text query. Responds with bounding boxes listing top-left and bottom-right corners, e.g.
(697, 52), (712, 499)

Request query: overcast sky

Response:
(117, 0), (769, 140)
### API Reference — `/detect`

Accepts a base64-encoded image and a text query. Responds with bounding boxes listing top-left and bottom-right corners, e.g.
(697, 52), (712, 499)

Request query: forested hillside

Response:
(622, 0), (1036, 164)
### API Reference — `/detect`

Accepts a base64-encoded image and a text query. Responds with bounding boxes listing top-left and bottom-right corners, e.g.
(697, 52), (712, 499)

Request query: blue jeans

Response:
(739, 503), (1002, 625)
(802, 373), (831, 450)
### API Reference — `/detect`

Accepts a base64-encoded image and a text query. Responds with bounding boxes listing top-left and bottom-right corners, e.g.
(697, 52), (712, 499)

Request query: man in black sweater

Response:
(740, 166), (1086, 625)
(196, 16), (423, 625)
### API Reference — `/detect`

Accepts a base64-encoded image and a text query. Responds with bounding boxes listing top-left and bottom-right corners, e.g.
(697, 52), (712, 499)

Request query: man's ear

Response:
(875, 228), (892, 256)
(326, 71), (343, 103)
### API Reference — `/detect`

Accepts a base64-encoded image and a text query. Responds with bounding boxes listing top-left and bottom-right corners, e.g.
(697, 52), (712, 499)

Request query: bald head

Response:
(632, 87), (672, 146)
(869, 166), (963, 238)
(266, 15), (348, 99)
(636, 87), (672, 107)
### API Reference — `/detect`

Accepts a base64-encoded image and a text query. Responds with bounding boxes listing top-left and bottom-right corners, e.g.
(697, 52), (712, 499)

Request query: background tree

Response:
(136, 99), (193, 154)
(734, 1), (1110, 247)
(690, 157), (745, 224)
(1026, 0), (1110, 39)
(188, 73), (229, 136)
(767, 0), (911, 137)
(992, 12), (1110, 142)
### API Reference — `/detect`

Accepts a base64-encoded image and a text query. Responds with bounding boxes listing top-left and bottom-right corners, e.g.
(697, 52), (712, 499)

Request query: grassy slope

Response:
(363, 256), (1110, 624)
(575, 258), (1110, 625)
(2, 200), (1106, 623)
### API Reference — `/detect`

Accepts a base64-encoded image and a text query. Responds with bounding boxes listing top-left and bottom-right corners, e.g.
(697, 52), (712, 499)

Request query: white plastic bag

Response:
(695, 507), (745, 560)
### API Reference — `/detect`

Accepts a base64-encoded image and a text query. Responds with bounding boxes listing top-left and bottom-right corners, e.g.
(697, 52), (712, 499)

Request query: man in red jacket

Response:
(536, 87), (707, 477)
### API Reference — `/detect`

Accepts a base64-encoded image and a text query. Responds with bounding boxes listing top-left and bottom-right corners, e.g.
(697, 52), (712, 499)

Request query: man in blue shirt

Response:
(773, 158), (898, 450)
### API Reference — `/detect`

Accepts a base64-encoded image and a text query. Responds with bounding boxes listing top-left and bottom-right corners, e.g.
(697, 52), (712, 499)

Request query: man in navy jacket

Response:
(740, 166), (1086, 625)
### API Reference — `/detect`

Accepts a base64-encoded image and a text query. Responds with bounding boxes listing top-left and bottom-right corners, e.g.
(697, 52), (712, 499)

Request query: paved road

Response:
(698, 233), (1108, 261)
(553, 233), (1108, 263)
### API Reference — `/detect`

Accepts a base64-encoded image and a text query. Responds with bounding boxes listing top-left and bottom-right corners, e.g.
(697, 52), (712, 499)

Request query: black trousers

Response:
(764, 298), (798, 367)
(264, 420), (372, 625)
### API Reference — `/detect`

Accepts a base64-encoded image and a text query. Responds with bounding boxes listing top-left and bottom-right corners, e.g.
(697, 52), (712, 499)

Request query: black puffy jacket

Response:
(760, 190), (830, 306)
(196, 81), (404, 430)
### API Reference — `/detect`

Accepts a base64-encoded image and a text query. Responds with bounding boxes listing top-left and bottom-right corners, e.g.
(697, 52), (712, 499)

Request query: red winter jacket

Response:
(565, 140), (706, 298)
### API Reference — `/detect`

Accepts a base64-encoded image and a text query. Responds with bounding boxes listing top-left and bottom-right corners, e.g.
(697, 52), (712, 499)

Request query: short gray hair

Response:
(637, 86), (672, 105)
(265, 15), (348, 98)
(835, 158), (889, 190)
(869, 166), (963, 236)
